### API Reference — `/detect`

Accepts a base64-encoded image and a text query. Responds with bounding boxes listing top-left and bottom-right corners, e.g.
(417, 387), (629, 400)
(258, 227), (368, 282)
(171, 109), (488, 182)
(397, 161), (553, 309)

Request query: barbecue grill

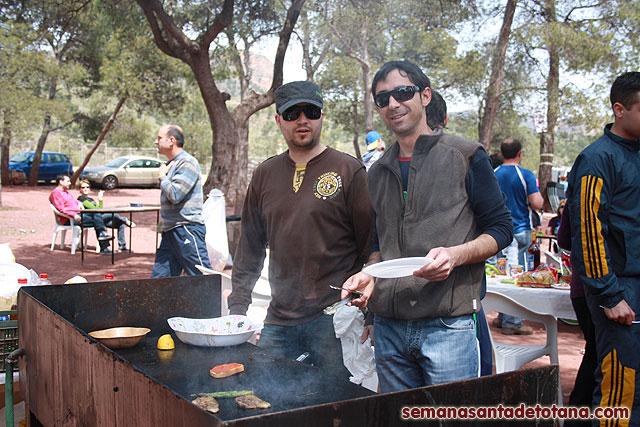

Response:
(17, 275), (559, 426)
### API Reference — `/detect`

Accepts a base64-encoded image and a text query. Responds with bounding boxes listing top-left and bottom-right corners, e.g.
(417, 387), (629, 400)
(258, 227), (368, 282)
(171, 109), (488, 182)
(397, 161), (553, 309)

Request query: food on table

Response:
(191, 395), (220, 413)
(157, 334), (175, 350)
(517, 267), (555, 288)
(508, 264), (523, 277)
(193, 390), (254, 398)
(485, 264), (500, 276)
(210, 362), (245, 378)
(235, 394), (271, 409)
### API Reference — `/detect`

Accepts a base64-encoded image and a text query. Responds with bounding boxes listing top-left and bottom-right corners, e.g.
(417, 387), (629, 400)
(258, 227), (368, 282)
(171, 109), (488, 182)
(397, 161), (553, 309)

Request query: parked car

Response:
(9, 151), (73, 183)
(79, 155), (163, 190)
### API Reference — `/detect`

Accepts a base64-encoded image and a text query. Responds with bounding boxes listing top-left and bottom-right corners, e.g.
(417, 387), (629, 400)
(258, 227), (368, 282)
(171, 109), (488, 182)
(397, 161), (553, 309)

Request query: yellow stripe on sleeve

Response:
(580, 175), (609, 278)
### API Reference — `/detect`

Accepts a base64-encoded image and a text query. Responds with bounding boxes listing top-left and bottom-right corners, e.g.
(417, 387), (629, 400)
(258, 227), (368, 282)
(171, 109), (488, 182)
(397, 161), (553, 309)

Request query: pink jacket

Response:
(49, 188), (80, 224)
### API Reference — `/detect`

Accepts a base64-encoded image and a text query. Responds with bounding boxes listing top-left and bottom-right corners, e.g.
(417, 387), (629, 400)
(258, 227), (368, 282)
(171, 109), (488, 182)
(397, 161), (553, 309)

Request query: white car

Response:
(80, 156), (163, 190)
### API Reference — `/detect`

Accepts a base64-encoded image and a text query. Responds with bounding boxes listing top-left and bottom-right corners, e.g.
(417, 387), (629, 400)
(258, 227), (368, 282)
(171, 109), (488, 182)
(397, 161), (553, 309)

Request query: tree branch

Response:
(563, 1), (607, 22)
(200, 0), (234, 46)
(269, 0), (306, 93)
(49, 114), (89, 133)
(135, 0), (193, 62)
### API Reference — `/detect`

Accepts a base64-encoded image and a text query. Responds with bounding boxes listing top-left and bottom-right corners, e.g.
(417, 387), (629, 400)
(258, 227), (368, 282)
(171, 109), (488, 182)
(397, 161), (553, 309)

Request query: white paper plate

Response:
(362, 257), (434, 278)
(550, 283), (570, 290)
(167, 315), (262, 347)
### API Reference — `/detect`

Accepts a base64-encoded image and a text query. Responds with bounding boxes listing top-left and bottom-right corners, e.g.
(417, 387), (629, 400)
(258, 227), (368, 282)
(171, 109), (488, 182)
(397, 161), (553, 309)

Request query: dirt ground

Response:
(0, 184), (163, 283)
(0, 184), (585, 404)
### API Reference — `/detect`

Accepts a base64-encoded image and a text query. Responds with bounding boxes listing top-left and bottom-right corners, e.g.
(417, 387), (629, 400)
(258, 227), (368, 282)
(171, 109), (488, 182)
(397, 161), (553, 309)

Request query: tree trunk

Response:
(539, 0), (558, 213)
(28, 77), (58, 186)
(351, 82), (362, 160)
(29, 113), (52, 186)
(478, 0), (517, 150)
(232, 121), (250, 212)
(71, 96), (127, 186)
(359, 24), (374, 133)
(1, 110), (12, 188)
(193, 56), (237, 203)
(137, 0), (304, 214)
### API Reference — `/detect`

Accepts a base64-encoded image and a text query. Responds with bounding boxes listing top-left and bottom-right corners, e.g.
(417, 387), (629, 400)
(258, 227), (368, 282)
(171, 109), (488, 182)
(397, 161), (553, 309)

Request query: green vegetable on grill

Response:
(192, 390), (254, 398)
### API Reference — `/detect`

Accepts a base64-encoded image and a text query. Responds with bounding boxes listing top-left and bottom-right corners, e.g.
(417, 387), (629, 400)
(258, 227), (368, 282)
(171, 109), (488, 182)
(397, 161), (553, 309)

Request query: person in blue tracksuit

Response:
(567, 72), (640, 425)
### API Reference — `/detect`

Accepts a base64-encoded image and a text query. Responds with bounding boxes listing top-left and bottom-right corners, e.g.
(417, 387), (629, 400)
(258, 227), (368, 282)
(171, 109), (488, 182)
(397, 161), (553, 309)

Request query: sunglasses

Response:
(374, 85), (422, 108)
(281, 105), (322, 121)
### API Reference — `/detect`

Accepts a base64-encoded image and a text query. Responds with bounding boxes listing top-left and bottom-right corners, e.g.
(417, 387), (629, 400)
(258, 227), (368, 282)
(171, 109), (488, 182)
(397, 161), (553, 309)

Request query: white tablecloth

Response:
(485, 276), (576, 320)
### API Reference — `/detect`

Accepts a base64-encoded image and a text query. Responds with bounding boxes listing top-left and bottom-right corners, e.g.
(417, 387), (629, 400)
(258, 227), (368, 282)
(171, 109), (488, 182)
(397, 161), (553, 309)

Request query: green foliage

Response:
(554, 130), (595, 166)
(3, 0), (639, 182)
(0, 21), (52, 139)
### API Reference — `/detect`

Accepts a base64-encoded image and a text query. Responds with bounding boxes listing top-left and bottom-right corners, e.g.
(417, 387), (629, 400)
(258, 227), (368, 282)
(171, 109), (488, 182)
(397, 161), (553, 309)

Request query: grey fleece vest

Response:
(367, 131), (484, 319)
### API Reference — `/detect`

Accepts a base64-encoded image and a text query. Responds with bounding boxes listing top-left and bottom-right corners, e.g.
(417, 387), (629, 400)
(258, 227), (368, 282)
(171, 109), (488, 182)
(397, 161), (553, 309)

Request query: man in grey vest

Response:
(341, 60), (513, 392)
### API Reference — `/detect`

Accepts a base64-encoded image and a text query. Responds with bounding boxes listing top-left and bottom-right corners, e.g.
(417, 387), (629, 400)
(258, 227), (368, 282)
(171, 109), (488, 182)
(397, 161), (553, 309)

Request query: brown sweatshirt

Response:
(228, 147), (373, 326)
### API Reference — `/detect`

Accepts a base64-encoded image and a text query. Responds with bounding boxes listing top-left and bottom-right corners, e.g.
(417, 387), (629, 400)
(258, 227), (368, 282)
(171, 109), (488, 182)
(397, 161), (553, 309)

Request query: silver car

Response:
(80, 156), (163, 190)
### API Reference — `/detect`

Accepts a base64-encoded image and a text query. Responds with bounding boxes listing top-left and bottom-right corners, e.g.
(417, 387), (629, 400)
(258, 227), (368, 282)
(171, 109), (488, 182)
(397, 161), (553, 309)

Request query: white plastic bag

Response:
(203, 189), (230, 271)
(333, 304), (378, 392)
(0, 263), (31, 309)
(0, 243), (15, 264)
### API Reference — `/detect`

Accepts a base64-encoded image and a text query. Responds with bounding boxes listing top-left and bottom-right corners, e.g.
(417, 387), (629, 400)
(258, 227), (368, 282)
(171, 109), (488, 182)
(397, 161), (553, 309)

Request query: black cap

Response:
(275, 81), (323, 114)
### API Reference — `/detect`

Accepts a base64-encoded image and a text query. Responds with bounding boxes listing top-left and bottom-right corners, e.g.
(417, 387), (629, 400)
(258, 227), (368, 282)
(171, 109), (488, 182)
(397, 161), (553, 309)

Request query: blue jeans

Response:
(258, 314), (350, 380)
(81, 212), (110, 250)
(102, 213), (127, 249)
(374, 314), (479, 393)
(151, 223), (211, 277)
(500, 230), (532, 328)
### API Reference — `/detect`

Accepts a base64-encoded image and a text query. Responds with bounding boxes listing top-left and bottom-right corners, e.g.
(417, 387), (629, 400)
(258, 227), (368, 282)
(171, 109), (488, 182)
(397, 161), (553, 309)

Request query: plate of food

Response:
(362, 257), (434, 278)
(551, 283), (571, 290)
(167, 315), (262, 347)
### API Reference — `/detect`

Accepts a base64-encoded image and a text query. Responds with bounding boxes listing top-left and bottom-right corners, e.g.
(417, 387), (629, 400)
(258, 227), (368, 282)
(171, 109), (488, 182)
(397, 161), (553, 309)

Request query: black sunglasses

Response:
(281, 105), (322, 121)
(374, 85), (422, 108)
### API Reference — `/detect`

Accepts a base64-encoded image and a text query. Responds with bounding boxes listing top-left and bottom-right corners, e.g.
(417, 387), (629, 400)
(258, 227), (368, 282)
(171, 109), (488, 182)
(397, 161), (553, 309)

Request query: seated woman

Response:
(548, 199), (566, 235)
(77, 180), (135, 252)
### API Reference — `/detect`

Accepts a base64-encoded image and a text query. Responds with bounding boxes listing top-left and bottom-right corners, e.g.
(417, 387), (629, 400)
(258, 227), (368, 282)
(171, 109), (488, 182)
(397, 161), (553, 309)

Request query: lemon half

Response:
(157, 334), (175, 350)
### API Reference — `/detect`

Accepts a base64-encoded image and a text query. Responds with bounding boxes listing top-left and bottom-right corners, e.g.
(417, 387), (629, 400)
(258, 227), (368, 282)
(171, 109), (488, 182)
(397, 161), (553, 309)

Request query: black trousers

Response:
(565, 296), (597, 426)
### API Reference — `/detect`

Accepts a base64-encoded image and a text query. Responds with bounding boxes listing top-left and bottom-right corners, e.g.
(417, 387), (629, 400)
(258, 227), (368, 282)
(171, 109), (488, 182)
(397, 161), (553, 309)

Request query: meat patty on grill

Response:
(235, 394), (271, 409)
(192, 395), (220, 413)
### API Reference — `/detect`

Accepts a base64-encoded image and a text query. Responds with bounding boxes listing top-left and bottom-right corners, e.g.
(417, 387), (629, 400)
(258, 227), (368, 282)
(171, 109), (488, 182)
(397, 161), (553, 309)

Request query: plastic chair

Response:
(542, 248), (562, 272)
(50, 204), (92, 254)
(483, 290), (562, 406)
(547, 182), (560, 213)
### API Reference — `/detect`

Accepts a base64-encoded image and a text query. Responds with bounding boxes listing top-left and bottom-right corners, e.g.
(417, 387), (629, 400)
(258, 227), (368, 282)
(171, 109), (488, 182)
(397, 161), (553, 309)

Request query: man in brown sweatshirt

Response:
(227, 81), (373, 379)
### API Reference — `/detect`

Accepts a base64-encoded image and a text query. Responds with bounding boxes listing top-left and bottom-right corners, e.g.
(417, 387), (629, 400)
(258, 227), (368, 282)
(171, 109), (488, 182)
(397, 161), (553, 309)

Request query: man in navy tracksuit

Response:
(567, 72), (640, 425)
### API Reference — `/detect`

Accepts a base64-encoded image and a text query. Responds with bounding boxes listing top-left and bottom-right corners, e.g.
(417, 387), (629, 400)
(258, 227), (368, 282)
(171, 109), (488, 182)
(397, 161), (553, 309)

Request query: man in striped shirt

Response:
(151, 124), (212, 277)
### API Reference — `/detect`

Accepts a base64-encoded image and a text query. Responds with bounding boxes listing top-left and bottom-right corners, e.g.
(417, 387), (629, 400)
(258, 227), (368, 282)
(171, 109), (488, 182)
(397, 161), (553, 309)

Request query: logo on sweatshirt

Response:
(313, 172), (342, 200)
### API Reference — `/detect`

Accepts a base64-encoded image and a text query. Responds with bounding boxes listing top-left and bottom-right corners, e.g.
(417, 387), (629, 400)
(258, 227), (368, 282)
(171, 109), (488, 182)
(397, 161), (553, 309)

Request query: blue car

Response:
(9, 151), (73, 182)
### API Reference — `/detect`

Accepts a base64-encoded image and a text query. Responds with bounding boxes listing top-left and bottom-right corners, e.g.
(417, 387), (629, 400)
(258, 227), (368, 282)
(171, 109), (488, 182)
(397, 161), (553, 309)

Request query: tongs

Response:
(329, 285), (363, 298)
